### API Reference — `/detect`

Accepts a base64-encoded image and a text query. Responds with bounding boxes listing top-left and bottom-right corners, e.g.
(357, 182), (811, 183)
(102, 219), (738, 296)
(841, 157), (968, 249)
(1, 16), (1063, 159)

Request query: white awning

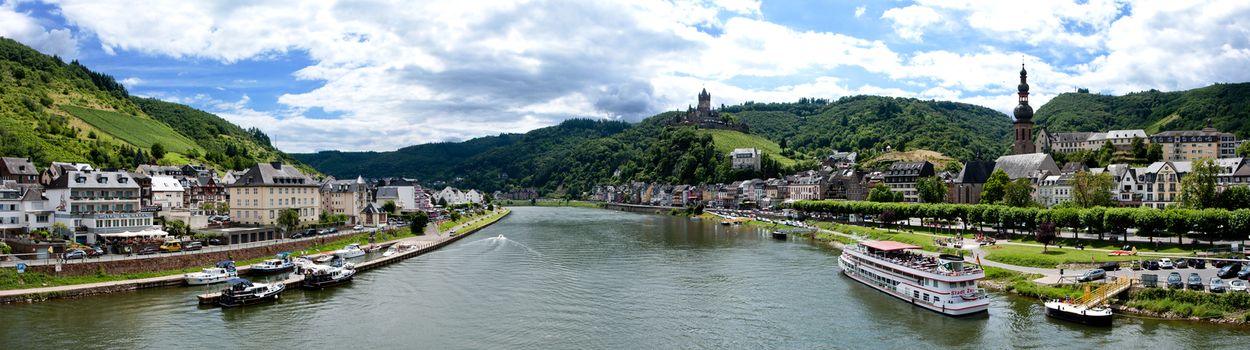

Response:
(96, 229), (169, 238)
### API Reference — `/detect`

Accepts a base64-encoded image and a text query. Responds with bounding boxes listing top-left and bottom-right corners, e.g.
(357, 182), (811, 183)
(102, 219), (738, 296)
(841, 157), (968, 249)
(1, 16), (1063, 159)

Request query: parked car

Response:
(1078, 269), (1106, 282)
(1187, 273), (1205, 291)
(159, 241), (183, 253)
(304, 229), (318, 237)
(183, 241), (203, 251)
(353, 225), (364, 231)
(63, 249), (87, 260)
(137, 246), (160, 255)
(1210, 277), (1228, 293)
(1217, 263), (1242, 279)
(1175, 259), (1188, 269)
(1144, 260), (1160, 270)
(1100, 261), (1121, 271)
(1238, 265), (1250, 280)
(1190, 259), (1206, 269)
(1167, 272), (1183, 289)
(1159, 258), (1174, 269)
(207, 237), (227, 246)
(1231, 280), (1248, 293)
(1130, 260), (1142, 270)
(86, 246), (105, 257)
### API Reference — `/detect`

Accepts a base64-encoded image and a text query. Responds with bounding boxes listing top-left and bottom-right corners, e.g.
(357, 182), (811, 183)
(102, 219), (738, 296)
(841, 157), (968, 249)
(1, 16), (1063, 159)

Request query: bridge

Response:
(1073, 276), (1134, 308)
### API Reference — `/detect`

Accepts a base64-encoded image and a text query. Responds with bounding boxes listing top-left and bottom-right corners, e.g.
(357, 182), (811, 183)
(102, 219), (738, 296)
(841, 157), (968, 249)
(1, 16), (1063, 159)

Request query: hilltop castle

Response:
(669, 88), (748, 132)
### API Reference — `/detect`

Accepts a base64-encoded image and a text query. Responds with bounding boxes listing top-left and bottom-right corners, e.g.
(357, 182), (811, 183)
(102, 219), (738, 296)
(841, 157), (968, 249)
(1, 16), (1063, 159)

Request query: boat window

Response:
(914, 291), (919, 298)
(923, 294), (930, 302)
(934, 297), (940, 303)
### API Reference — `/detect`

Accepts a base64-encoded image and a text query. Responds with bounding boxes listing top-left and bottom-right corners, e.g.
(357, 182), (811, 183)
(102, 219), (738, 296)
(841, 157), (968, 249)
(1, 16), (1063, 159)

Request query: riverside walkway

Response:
(1, 209), (509, 304)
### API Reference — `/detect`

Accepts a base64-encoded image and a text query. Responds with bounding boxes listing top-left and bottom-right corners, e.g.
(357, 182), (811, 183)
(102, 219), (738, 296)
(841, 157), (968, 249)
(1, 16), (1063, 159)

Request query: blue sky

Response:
(3, 0), (1249, 153)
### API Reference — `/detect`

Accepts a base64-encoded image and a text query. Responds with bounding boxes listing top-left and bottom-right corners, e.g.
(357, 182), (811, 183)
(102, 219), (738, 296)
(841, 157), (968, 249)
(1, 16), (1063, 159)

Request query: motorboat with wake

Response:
(184, 261), (238, 286)
(216, 278), (285, 308)
(249, 252), (295, 275)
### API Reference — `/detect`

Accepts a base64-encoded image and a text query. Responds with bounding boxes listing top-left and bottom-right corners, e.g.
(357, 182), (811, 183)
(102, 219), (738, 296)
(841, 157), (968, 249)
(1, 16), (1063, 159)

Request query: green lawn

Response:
(1011, 234), (1195, 254)
(810, 221), (965, 255)
(63, 105), (201, 153)
(981, 244), (1145, 269)
(699, 129), (797, 167)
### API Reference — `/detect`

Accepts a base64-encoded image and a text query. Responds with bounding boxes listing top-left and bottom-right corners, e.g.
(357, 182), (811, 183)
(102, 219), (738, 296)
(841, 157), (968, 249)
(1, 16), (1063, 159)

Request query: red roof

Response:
(863, 240), (921, 251)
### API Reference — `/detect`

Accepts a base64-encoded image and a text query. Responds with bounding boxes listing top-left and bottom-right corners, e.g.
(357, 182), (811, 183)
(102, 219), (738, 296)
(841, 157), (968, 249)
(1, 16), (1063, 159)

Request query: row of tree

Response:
(788, 200), (1250, 245)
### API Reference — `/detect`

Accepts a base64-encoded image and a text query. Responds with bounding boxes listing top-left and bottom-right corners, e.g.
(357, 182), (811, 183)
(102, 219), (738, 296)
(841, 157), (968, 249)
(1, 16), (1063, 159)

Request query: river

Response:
(1, 207), (1246, 349)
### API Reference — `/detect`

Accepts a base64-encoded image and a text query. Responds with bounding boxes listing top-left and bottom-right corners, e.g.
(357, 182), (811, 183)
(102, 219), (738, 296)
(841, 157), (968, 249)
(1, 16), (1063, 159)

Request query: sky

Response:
(2, 0), (1249, 153)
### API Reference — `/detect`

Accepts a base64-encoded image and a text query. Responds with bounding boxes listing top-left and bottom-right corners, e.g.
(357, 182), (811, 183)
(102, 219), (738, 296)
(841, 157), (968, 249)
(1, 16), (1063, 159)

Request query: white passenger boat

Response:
(837, 240), (990, 316)
(333, 244), (367, 259)
(184, 261), (239, 286)
(217, 278), (285, 308)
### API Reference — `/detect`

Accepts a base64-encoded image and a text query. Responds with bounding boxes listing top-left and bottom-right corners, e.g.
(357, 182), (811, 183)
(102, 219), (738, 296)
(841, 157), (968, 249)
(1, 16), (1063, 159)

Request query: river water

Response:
(1, 207), (1246, 349)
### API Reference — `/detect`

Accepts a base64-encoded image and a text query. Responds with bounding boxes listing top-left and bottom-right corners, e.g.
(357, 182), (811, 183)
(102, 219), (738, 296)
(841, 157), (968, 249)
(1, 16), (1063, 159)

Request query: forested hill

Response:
(294, 95), (1015, 195)
(0, 37), (305, 173)
(1034, 83), (1250, 136)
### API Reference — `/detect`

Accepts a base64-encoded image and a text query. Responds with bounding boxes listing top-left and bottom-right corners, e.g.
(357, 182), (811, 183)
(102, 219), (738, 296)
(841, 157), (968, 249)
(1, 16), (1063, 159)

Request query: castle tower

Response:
(697, 88), (711, 113)
(1012, 64), (1036, 155)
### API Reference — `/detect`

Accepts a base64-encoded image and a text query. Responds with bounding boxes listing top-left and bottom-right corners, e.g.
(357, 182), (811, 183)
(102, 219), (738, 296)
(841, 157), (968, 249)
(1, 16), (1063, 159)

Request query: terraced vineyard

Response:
(62, 105), (201, 154)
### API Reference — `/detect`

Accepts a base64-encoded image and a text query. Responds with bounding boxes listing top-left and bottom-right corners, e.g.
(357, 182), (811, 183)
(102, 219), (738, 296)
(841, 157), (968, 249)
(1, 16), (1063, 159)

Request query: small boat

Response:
(771, 231), (787, 240)
(250, 253), (295, 275)
(334, 244), (367, 259)
(1044, 300), (1113, 326)
(313, 255), (334, 264)
(301, 258), (356, 290)
(184, 261), (238, 286)
(216, 278), (285, 308)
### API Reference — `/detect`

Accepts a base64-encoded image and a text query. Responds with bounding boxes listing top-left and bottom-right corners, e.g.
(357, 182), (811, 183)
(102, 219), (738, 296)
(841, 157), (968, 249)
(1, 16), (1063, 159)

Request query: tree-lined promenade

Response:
(789, 200), (1250, 247)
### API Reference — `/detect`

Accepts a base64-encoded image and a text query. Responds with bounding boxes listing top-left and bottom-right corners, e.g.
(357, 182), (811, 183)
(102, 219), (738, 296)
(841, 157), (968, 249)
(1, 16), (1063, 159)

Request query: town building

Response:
(823, 151), (858, 170)
(149, 176), (185, 210)
(226, 163), (320, 227)
(992, 153), (1060, 181)
(670, 89), (747, 132)
(948, 161), (996, 204)
(43, 169), (151, 244)
(0, 157), (39, 185)
(731, 148), (762, 171)
(884, 161), (934, 203)
(1139, 161), (1189, 209)
(783, 171), (826, 202)
(321, 176), (372, 224)
(1150, 128), (1243, 162)
(1036, 129), (1147, 154)
(182, 175), (226, 212)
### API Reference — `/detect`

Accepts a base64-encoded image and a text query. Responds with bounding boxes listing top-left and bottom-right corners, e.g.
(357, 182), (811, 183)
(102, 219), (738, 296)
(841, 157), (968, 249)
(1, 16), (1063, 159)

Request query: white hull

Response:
(185, 274), (235, 285)
(838, 253), (989, 316)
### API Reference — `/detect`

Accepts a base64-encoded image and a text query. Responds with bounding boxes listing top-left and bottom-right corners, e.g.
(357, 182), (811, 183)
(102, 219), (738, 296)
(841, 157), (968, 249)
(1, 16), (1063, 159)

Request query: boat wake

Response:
(436, 234), (544, 258)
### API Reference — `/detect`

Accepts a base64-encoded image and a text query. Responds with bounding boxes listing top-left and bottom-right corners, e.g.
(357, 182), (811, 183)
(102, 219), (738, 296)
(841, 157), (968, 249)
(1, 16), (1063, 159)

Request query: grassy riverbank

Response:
(1123, 288), (1250, 320)
(981, 244), (1143, 269)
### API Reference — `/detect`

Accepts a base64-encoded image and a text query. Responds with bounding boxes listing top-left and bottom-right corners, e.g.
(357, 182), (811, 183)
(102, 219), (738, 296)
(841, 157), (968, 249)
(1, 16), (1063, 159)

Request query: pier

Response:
(196, 209), (509, 305)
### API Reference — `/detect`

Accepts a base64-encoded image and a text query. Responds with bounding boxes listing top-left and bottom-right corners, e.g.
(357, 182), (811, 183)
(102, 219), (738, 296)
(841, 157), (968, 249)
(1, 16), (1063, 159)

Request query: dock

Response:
(197, 210), (508, 305)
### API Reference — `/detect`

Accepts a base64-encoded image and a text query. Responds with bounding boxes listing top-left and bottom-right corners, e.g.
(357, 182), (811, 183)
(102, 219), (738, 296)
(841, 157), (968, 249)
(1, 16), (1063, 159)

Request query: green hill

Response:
(0, 37), (303, 172)
(295, 96), (1014, 195)
(1035, 83), (1250, 137)
(699, 129), (796, 167)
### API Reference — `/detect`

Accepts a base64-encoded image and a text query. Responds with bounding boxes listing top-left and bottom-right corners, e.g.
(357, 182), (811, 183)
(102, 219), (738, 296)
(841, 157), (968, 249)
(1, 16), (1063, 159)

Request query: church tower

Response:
(1012, 64), (1037, 155)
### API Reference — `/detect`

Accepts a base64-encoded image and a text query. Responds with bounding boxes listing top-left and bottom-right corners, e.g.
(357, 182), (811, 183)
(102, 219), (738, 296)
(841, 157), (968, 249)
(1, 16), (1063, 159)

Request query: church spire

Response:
(1012, 63), (1036, 154)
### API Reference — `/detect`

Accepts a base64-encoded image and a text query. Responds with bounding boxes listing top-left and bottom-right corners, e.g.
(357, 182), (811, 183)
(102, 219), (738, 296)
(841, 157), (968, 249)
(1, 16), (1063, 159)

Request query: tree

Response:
(1080, 207), (1106, 240)
(1179, 157), (1220, 209)
(150, 142), (166, 161)
(276, 208), (300, 233)
(1072, 171), (1114, 208)
(166, 219), (189, 237)
(1036, 221), (1057, 252)
(915, 176), (947, 204)
(1003, 178), (1035, 207)
(1096, 140), (1116, 165)
(382, 200), (398, 215)
(867, 183), (900, 202)
(409, 211), (430, 235)
(1132, 208), (1164, 242)
(1239, 141), (1250, 158)
(1219, 186), (1250, 210)
(51, 222), (71, 240)
(1163, 209), (1191, 245)
(980, 169), (1010, 204)
(216, 202), (230, 215)
(1131, 137), (1147, 160)
(1146, 143), (1163, 163)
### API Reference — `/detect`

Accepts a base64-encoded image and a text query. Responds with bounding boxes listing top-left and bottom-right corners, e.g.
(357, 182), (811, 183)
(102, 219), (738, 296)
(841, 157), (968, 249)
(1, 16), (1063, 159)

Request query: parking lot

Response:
(1093, 258), (1248, 292)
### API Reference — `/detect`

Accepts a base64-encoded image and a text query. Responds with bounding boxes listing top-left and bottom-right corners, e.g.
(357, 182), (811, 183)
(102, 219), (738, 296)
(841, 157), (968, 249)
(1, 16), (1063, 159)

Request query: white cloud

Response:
(854, 6), (866, 18)
(0, 1), (78, 58)
(119, 77), (142, 86)
(880, 5), (943, 41)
